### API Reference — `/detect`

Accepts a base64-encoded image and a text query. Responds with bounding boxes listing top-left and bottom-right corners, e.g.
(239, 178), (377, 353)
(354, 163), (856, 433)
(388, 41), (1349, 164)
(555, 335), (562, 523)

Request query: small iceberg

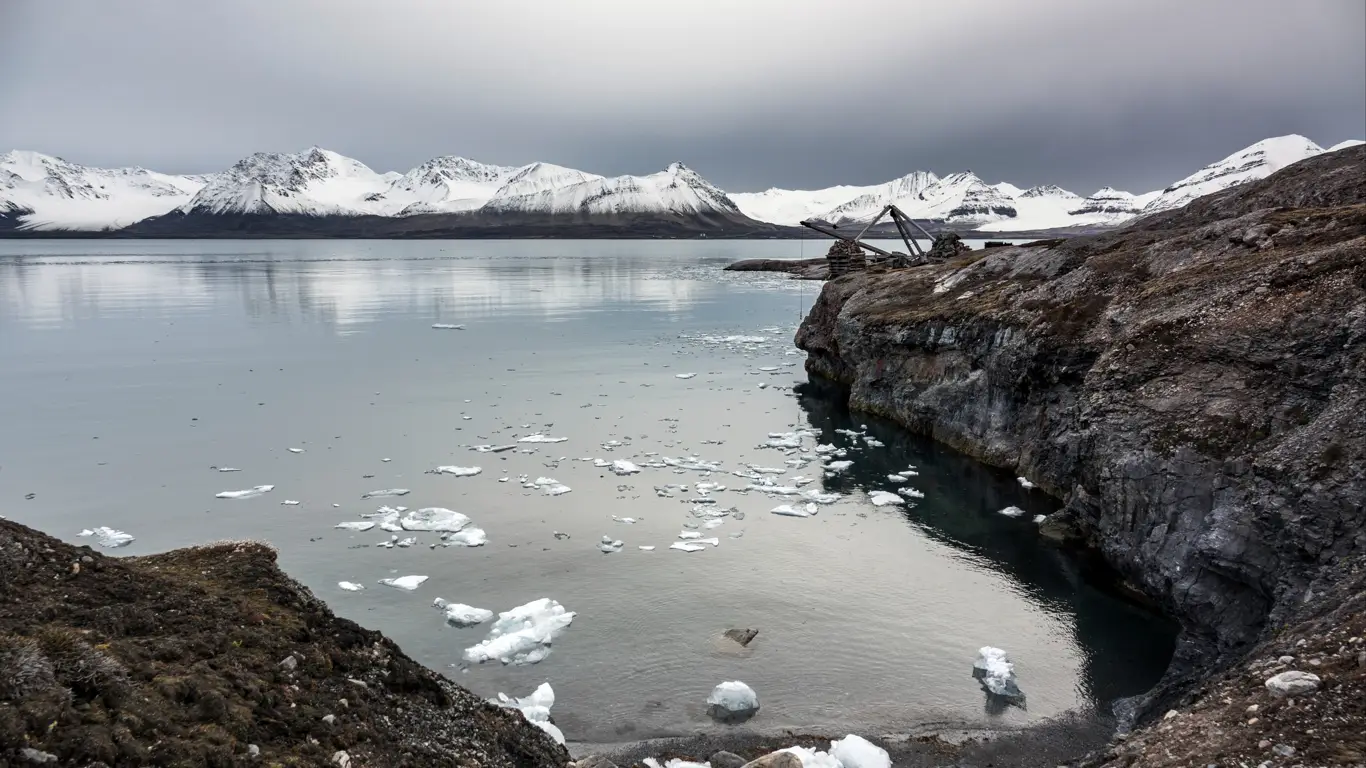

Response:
(868, 491), (903, 507)
(611, 516), (638, 524)
(216, 467), (241, 472)
(998, 506), (1026, 518)
(215, 485), (274, 500)
(706, 681), (759, 723)
(338, 581), (365, 592)
(444, 527), (488, 547)
(473, 444), (517, 453)
(1033, 514), (1047, 524)
(897, 487), (925, 499)
(288, 447), (304, 454)
(362, 488), (410, 499)
(77, 526), (135, 548)
(401, 507), (472, 532)
(598, 536), (624, 553)
(280, 500), (301, 506)
(638, 545), (656, 551)
(610, 460), (641, 476)
(335, 521), (376, 531)
(1017, 476), (1036, 489)
(518, 434), (568, 444)
(431, 323), (466, 330)
(801, 489), (842, 505)
(973, 646), (1025, 701)
(829, 736), (891, 768)
(378, 575), (429, 591)
(432, 465), (482, 477)
(669, 541), (706, 552)
(463, 598), (575, 666)
(771, 503), (816, 518)
(887, 474), (907, 483)
(493, 682), (564, 745)
(531, 477), (572, 496)
(675, 373), (697, 379)
(825, 460), (854, 473)
(433, 598), (494, 627)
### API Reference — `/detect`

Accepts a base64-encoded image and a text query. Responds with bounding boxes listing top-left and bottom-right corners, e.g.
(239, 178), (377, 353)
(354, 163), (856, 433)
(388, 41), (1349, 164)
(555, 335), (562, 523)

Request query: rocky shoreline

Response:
(794, 146), (1366, 764)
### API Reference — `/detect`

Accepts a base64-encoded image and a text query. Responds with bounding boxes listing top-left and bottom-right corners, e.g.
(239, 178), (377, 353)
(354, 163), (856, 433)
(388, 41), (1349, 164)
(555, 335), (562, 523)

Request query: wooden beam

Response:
(798, 220), (896, 258)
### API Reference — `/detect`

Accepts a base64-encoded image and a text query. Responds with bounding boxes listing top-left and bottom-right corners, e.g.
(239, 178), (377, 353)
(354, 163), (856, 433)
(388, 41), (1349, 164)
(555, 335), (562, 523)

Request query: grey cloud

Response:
(1, 0), (1362, 194)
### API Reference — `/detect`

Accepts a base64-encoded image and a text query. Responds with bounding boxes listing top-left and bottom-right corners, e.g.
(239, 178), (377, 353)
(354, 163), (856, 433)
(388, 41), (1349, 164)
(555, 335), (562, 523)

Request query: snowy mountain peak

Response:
(1020, 184), (1078, 199)
(1328, 139), (1364, 152)
(478, 162), (742, 219)
(1141, 134), (1325, 215)
(1, 149), (210, 230)
(185, 147), (390, 216)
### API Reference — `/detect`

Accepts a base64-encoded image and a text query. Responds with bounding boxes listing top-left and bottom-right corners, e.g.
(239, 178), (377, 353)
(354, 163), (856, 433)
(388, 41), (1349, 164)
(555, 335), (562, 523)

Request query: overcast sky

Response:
(1, 0), (1362, 194)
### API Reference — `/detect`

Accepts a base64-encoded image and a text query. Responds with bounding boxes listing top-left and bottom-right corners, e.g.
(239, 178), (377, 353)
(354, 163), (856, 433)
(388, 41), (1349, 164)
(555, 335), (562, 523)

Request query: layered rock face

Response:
(796, 146), (1366, 719)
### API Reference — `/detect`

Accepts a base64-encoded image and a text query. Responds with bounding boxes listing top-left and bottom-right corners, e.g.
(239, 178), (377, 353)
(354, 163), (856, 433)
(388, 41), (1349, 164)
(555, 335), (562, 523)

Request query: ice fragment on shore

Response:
(400, 507), (472, 532)
(335, 521), (376, 532)
(829, 736), (891, 768)
(868, 491), (904, 507)
(706, 680), (759, 723)
(338, 582), (364, 592)
(998, 506), (1026, 518)
(361, 488), (410, 499)
(431, 323), (466, 330)
(973, 646), (1024, 700)
(216, 484), (275, 499)
(433, 598), (494, 627)
(432, 465), (482, 477)
(493, 683), (564, 745)
(77, 526), (135, 548)
(1017, 476), (1035, 489)
(518, 434), (568, 444)
(675, 373), (697, 379)
(463, 598), (575, 665)
(378, 575), (429, 590)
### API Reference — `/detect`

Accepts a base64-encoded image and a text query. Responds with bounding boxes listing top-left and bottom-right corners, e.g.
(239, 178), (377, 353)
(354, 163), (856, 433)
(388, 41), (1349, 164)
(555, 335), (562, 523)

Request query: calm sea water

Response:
(0, 239), (1174, 743)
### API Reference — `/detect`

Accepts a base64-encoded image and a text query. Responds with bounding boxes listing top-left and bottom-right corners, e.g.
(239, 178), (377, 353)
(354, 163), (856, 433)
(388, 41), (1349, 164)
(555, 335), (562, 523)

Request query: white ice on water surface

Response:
(638, 545), (656, 551)
(518, 434), (568, 444)
(378, 575), (429, 590)
(463, 598), (575, 665)
(675, 373), (697, 379)
(400, 507), (472, 532)
(706, 680), (759, 721)
(825, 460), (853, 473)
(669, 541), (706, 552)
(431, 323), (466, 330)
(974, 646), (1024, 700)
(216, 467), (241, 472)
(610, 460), (641, 475)
(433, 598), (495, 627)
(997, 506), (1026, 518)
(337, 581), (365, 591)
(896, 487), (925, 500)
(868, 491), (903, 507)
(288, 447), (304, 453)
(887, 474), (907, 483)
(335, 521), (376, 531)
(215, 484), (274, 499)
(280, 500), (300, 506)
(771, 503), (816, 518)
(445, 527), (488, 547)
(598, 536), (624, 553)
(801, 489), (842, 505)
(432, 465), (482, 477)
(1033, 514), (1047, 524)
(1017, 477), (1035, 489)
(362, 488), (411, 499)
(77, 526), (135, 548)
(493, 683), (564, 745)
(611, 516), (638, 524)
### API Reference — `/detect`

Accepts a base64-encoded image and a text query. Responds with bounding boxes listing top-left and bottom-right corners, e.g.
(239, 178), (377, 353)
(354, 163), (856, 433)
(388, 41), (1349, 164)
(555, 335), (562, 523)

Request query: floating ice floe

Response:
(868, 491), (904, 507)
(609, 460), (641, 476)
(746, 483), (801, 496)
(493, 683), (564, 745)
(335, 521), (376, 531)
(473, 444), (517, 453)
(444, 527), (488, 547)
(762, 432), (804, 449)
(433, 598), (494, 627)
(664, 456), (724, 472)
(463, 598), (575, 666)
(707, 680), (759, 723)
(1017, 476), (1036, 489)
(77, 526), (135, 548)
(216, 467), (241, 472)
(431, 323), (466, 330)
(825, 460), (854, 473)
(378, 575), (429, 590)
(973, 646), (1025, 701)
(530, 477), (572, 496)
(288, 447), (304, 454)
(280, 500), (301, 506)
(432, 465), (482, 477)
(771, 503), (817, 518)
(887, 474), (907, 483)
(518, 434), (568, 444)
(674, 373), (697, 379)
(801, 489), (842, 505)
(215, 484), (275, 500)
(400, 507), (472, 532)
(1033, 514), (1047, 524)
(362, 488), (411, 499)
(611, 516), (638, 524)
(864, 437), (885, 448)
(598, 536), (624, 553)
(998, 506), (1026, 518)
(896, 487), (925, 500)
(338, 581), (365, 592)
(638, 545), (656, 551)
(669, 541), (706, 552)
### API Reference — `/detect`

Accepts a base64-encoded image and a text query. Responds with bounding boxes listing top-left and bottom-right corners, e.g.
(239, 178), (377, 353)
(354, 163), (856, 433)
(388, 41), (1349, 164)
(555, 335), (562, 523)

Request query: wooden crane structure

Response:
(799, 204), (939, 269)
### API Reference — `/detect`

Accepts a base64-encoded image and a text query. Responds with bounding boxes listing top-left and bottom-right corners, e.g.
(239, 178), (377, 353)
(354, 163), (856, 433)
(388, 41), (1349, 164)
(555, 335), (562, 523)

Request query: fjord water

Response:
(0, 240), (1174, 742)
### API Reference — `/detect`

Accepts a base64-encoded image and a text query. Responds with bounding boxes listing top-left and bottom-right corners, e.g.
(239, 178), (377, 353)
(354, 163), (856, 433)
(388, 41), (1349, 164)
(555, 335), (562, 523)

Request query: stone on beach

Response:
(706, 680), (759, 723)
(1265, 670), (1320, 696)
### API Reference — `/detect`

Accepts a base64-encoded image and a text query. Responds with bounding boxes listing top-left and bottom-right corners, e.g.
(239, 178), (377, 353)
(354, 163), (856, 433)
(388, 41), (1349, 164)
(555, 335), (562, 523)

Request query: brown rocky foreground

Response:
(0, 518), (567, 767)
(795, 145), (1366, 765)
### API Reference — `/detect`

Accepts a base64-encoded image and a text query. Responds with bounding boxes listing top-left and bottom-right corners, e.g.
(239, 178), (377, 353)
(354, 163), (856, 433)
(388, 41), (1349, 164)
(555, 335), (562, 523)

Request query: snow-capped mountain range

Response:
(1, 135), (1361, 234)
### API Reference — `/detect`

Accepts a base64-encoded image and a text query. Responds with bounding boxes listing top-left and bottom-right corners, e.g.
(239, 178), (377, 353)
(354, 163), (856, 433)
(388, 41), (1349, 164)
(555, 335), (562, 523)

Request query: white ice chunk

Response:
(706, 681), (759, 723)
(474, 444), (517, 453)
(825, 460), (853, 473)
(998, 506), (1026, 518)
(434, 599), (495, 627)
(1017, 476), (1036, 489)
(216, 467), (241, 472)
(780, 747), (844, 768)
(78, 526), (135, 548)
(829, 735), (890, 768)
(771, 503), (815, 518)
(215, 484), (275, 499)
(974, 646), (1024, 700)
(638, 545), (656, 551)
(338, 581), (365, 592)
(669, 541), (706, 552)
(362, 488), (410, 499)
(335, 521), (376, 531)
(610, 460), (641, 476)
(887, 474), (907, 483)
(400, 507), (472, 532)
(897, 487), (925, 499)
(431, 323), (466, 330)
(493, 683), (564, 745)
(612, 516), (638, 524)
(288, 447), (304, 453)
(280, 500), (301, 506)
(868, 491), (904, 507)
(445, 527), (488, 547)
(463, 598), (576, 666)
(675, 373), (697, 379)
(378, 575), (429, 590)
(433, 465), (482, 477)
(518, 434), (568, 444)
(800, 489), (842, 505)
(1033, 514), (1047, 524)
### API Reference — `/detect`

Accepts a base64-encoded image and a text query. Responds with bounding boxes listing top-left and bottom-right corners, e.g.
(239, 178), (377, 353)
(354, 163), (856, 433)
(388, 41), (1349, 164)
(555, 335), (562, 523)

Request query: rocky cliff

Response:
(795, 147), (1366, 738)
(0, 519), (568, 767)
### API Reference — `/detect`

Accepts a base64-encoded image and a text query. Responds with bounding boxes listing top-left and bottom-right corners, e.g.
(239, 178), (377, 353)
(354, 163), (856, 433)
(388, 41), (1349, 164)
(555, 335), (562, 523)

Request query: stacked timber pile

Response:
(825, 240), (866, 277)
